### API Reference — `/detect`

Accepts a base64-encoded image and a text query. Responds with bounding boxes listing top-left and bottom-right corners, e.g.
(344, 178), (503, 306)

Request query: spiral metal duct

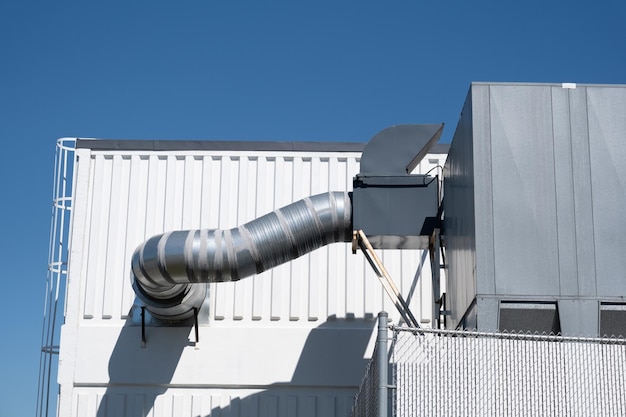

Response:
(132, 191), (353, 320)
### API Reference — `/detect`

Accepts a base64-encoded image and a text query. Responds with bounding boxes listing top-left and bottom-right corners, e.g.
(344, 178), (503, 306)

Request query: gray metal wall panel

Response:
(551, 86), (579, 296)
(489, 85), (560, 295)
(472, 84), (496, 296)
(444, 90), (477, 329)
(569, 88), (598, 297)
(588, 87), (626, 296)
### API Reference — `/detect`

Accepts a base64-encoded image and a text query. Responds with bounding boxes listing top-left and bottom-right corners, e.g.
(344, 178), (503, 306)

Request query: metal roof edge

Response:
(429, 143), (450, 154)
(75, 138), (450, 154)
(470, 81), (626, 88)
(75, 138), (366, 152)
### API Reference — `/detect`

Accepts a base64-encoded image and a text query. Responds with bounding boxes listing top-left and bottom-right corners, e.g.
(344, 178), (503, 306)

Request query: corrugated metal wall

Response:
(73, 387), (358, 417)
(59, 143), (446, 417)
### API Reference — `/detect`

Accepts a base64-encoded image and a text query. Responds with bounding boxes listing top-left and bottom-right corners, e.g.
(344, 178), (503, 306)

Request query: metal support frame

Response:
(353, 230), (420, 328)
(141, 307), (146, 347)
(140, 306), (200, 347)
(428, 228), (448, 328)
(377, 311), (389, 417)
(193, 307), (200, 344)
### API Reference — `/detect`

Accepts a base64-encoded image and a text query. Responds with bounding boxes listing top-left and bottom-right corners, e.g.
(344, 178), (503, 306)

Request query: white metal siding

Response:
(73, 387), (357, 417)
(70, 150), (443, 325)
(59, 144), (446, 417)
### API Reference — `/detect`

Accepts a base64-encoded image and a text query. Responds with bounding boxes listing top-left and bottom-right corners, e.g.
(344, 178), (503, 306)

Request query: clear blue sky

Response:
(1, 1), (624, 416)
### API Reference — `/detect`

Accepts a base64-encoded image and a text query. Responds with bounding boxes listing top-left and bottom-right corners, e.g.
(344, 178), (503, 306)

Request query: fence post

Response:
(377, 311), (389, 417)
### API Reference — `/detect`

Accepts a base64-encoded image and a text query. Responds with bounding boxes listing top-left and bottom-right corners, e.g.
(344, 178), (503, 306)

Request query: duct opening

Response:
(600, 303), (626, 338)
(499, 302), (561, 335)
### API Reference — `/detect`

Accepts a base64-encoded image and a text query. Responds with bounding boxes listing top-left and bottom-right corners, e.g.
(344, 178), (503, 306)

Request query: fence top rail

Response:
(389, 325), (626, 345)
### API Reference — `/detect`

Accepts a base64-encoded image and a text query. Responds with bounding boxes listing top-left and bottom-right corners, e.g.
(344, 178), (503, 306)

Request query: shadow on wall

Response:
(206, 318), (376, 417)
(95, 307), (195, 417)
(96, 310), (376, 417)
(95, 248), (426, 416)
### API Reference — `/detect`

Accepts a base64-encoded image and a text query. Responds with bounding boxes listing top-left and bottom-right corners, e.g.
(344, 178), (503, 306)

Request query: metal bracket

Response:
(193, 307), (200, 344)
(141, 306), (147, 348)
(429, 228), (448, 328)
(140, 306), (200, 347)
(353, 230), (420, 328)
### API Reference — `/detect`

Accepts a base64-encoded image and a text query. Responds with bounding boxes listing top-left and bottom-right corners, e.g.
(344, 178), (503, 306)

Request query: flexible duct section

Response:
(132, 192), (353, 320)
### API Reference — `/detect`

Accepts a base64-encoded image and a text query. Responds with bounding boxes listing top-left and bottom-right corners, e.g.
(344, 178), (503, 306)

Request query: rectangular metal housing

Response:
(444, 82), (626, 336)
(352, 174), (439, 249)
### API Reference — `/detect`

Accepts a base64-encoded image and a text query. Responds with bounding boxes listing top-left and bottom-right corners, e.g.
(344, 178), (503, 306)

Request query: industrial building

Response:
(39, 82), (626, 417)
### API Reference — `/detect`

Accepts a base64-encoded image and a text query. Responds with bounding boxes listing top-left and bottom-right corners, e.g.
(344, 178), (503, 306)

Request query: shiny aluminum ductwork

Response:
(132, 191), (352, 320)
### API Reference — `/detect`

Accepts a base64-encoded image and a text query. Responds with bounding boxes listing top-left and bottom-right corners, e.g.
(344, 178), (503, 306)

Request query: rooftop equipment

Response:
(444, 82), (626, 337)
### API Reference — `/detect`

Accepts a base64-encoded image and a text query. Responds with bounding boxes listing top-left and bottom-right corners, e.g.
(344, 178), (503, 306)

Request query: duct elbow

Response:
(132, 279), (208, 321)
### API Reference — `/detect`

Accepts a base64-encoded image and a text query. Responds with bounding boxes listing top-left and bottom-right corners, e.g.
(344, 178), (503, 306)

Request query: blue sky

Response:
(1, 1), (624, 416)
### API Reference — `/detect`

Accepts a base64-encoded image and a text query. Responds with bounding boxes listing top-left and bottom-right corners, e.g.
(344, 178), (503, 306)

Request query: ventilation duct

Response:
(132, 192), (352, 320)
(131, 124), (443, 321)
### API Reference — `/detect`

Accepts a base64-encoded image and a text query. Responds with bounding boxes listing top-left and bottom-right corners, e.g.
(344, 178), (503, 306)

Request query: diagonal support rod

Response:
(353, 230), (420, 328)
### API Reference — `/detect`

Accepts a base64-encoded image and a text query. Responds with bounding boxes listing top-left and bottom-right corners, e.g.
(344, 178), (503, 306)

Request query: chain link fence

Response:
(351, 343), (380, 417)
(352, 315), (626, 417)
(351, 312), (388, 417)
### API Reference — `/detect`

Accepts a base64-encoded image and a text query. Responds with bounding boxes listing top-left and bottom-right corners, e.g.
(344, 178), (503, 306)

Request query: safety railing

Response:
(36, 138), (75, 417)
